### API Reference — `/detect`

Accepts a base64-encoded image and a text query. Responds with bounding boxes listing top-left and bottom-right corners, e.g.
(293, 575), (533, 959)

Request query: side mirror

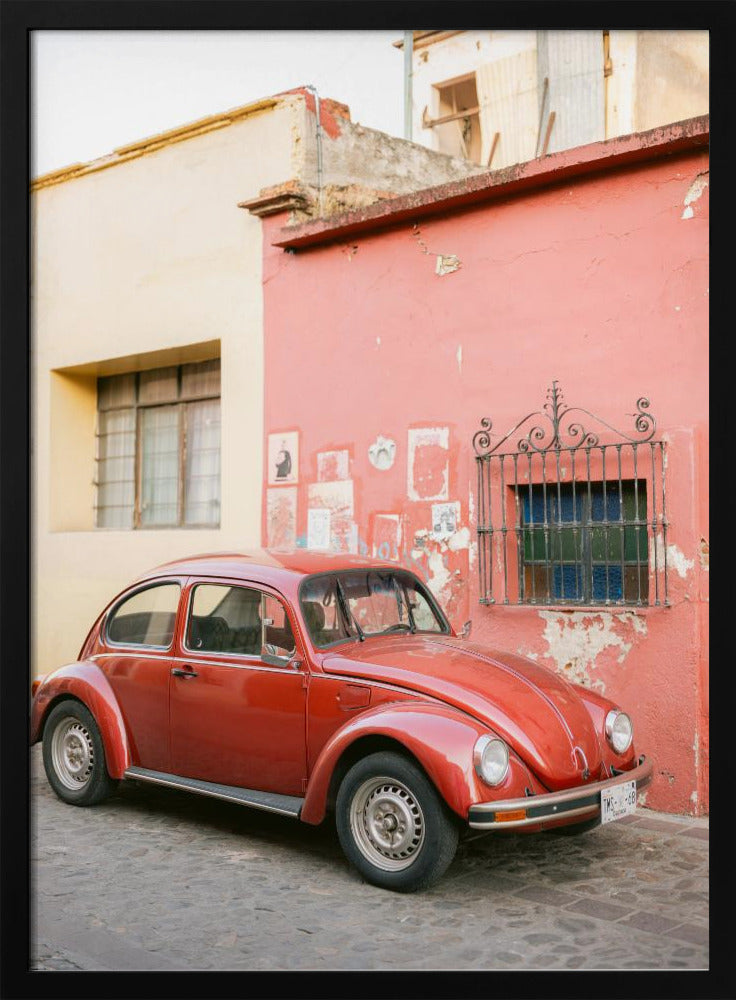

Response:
(459, 620), (472, 639)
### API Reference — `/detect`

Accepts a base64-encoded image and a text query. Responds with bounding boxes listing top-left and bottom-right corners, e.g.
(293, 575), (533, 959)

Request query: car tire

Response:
(336, 751), (459, 893)
(42, 699), (117, 806)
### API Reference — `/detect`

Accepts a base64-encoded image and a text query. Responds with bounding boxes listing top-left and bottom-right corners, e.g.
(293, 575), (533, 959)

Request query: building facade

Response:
(400, 30), (709, 169)
(31, 88), (481, 677)
(252, 117), (709, 816)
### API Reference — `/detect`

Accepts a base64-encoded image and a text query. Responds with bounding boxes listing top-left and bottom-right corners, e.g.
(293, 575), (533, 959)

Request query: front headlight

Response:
(605, 710), (633, 754)
(474, 736), (509, 786)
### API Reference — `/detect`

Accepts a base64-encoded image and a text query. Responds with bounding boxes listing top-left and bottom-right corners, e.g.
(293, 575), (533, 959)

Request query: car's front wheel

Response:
(336, 751), (459, 892)
(42, 699), (117, 806)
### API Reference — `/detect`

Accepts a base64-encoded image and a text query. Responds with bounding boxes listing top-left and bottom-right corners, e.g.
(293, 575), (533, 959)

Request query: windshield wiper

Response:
(336, 579), (365, 642)
(398, 580), (417, 633)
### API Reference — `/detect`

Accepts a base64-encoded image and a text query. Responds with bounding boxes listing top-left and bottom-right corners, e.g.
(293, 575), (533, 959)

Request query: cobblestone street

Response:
(31, 745), (708, 972)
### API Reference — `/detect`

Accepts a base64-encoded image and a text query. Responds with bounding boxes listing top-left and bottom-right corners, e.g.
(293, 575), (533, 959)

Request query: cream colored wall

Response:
(411, 30), (708, 157)
(634, 31), (709, 133)
(32, 99), (299, 676)
(410, 31), (535, 152)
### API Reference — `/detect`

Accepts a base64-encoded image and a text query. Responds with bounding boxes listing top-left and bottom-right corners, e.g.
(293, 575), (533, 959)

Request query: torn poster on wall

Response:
(408, 426), (449, 501)
(308, 480), (356, 553)
(372, 514), (401, 561)
(307, 508), (331, 550)
(266, 487), (297, 548)
(317, 449), (350, 483)
(268, 431), (299, 485)
(431, 501), (460, 540)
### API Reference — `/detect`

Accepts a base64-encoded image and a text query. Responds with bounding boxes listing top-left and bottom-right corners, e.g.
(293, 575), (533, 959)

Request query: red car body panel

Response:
(320, 636), (609, 790)
(30, 661), (131, 777)
(300, 700), (547, 824)
(31, 550), (640, 827)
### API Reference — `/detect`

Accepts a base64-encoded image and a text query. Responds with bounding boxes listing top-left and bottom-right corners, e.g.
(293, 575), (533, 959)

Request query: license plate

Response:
(601, 780), (637, 825)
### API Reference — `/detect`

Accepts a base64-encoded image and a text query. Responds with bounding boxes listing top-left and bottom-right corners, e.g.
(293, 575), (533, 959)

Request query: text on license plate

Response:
(601, 780), (637, 825)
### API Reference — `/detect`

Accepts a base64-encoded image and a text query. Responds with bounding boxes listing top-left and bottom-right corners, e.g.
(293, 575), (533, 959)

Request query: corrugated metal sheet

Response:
(476, 49), (539, 169)
(538, 31), (605, 154)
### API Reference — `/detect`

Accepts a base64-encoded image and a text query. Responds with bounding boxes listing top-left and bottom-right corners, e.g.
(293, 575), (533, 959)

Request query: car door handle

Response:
(171, 667), (198, 679)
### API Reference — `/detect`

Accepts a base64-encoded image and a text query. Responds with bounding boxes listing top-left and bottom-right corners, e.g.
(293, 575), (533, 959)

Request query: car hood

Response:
(321, 634), (603, 790)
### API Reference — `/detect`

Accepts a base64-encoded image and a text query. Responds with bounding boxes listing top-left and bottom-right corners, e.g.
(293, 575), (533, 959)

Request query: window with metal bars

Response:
(95, 359), (220, 529)
(521, 480), (648, 605)
(473, 382), (669, 607)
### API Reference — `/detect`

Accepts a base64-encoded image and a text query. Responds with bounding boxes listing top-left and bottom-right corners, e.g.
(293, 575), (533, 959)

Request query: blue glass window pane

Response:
(523, 485), (583, 524)
(592, 565), (623, 601)
(553, 565), (583, 600)
(590, 485), (621, 522)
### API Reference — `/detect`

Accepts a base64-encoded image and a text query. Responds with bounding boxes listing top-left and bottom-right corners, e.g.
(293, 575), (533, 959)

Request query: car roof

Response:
(134, 549), (403, 587)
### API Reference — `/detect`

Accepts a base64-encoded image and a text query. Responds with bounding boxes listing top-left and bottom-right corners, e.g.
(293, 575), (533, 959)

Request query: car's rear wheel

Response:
(336, 751), (459, 892)
(42, 700), (117, 806)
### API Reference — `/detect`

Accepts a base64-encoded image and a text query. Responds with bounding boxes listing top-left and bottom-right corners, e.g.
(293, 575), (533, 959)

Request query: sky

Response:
(31, 31), (407, 177)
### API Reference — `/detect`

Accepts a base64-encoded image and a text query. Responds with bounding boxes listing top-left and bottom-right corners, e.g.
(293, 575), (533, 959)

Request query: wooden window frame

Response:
(96, 361), (220, 530)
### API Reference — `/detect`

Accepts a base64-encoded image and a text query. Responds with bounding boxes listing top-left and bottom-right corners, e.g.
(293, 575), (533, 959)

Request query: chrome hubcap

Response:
(349, 776), (425, 872)
(51, 716), (94, 790)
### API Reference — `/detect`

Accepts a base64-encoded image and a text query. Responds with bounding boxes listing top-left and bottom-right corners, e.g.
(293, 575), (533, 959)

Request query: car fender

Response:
(300, 700), (536, 825)
(30, 661), (131, 778)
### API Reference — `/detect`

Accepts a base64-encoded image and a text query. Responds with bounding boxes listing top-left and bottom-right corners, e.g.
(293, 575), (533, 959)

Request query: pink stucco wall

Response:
(259, 127), (709, 815)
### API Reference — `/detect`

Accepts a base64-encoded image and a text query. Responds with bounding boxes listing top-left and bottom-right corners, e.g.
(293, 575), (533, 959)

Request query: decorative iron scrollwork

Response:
(472, 381), (657, 458)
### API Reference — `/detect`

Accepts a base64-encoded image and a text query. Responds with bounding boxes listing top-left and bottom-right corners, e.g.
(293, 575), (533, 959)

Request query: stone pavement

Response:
(30, 744), (708, 972)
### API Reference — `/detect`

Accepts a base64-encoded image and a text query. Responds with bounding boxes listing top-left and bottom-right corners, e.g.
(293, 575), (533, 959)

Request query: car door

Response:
(97, 577), (184, 773)
(168, 577), (307, 796)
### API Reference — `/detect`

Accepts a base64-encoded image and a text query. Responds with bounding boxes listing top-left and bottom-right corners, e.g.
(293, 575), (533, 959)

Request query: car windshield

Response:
(299, 569), (450, 647)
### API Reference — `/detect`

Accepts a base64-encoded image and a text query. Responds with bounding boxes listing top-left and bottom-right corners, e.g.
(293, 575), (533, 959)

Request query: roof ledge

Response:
(238, 180), (309, 217)
(273, 116), (709, 251)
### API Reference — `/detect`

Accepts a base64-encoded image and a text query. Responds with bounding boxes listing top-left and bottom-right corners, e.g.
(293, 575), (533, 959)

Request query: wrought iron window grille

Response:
(472, 381), (669, 607)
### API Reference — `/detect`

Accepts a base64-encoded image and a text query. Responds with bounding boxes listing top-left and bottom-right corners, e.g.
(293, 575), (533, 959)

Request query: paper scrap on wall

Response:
(317, 449), (349, 482)
(408, 427), (449, 501)
(268, 431), (299, 485)
(307, 508), (331, 550)
(266, 487), (297, 548)
(431, 501), (460, 540)
(373, 514), (401, 561)
(308, 480), (355, 553)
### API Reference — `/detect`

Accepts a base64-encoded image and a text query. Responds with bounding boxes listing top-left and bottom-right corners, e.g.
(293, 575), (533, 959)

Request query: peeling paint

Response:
(656, 537), (694, 579)
(426, 548), (452, 598)
(456, 344), (463, 374)
(448, 526), (471, 552)
(533, 610), (649, 692)
(699, 537), (709, 571)
(681, 171), (708, 220)
(616, 611), (648, 636)
(435, 253), (461, 276)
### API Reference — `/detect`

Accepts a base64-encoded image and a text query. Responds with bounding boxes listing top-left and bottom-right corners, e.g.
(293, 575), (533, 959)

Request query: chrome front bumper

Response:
(468, 754), (653, 830)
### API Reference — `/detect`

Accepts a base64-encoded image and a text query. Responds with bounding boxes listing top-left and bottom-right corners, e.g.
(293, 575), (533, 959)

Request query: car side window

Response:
(107, 583), (181, 648)
(186, 584), (296, 664)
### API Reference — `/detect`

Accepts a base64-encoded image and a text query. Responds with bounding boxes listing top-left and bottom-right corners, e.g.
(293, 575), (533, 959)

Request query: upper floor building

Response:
(398, 30), (708, 169)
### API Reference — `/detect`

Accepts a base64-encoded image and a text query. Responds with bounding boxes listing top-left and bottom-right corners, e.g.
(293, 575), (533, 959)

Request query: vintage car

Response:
(31, 551), (652, 892)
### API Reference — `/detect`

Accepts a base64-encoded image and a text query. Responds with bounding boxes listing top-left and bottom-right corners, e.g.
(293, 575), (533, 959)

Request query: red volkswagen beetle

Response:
(31, 551), (652, 892)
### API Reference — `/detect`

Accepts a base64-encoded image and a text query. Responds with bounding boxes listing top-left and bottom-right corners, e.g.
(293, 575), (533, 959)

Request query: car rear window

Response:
(107, 583), (180, 647)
